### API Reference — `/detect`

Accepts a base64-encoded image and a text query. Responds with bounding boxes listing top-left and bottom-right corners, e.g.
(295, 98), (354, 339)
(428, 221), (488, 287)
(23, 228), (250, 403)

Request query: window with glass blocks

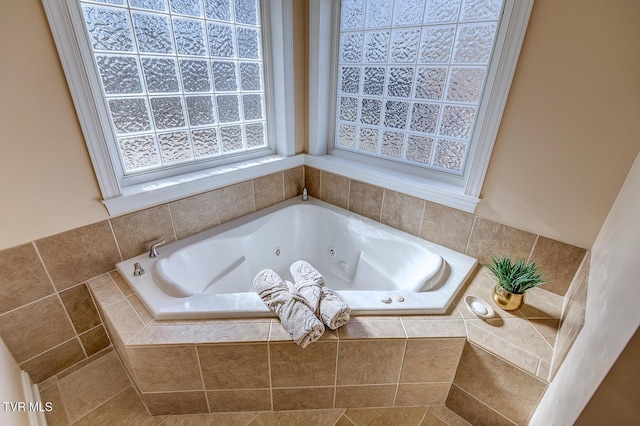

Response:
(335, 0), (504, 175)
(80, 0), (267, 175)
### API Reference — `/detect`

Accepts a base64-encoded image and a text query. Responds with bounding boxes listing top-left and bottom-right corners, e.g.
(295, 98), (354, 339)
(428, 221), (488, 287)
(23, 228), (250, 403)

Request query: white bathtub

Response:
(116, 197), (476, 319)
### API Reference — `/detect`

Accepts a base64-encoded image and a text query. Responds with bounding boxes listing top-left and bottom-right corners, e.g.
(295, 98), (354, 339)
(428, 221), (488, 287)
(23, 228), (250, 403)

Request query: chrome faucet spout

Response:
(302, 187), (308, 201)
(149, 239), (167, 258)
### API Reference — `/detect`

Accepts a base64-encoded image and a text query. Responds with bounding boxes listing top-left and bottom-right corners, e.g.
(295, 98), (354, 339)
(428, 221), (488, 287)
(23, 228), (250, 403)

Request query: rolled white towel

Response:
(253, 269), (325, 348)
(290, 260), (351, 330)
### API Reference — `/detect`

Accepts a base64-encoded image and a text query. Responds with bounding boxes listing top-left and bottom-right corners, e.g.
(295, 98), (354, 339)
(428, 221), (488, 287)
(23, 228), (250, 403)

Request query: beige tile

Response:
(55, 347), (112, 380)
(464, 321), (539, 376)
(420, 202), (474, 253)
(79, 325), (111, 356)
(529, 318), (560, 348)
(304, 166), (321, 198)
(344, 406), (428, 425)
(128, 325), (202, 346)
(103, 299), (146, 343)
(338, 319), (406, 339)
(348, 180), (383, 221)
(87, 274), (125, 307)
(269, 341), (338, 387)
(537, 360), (551, 382)
(198, 343), (270, 389)
(335, 385), (396, 408)
(254, 172), (285, 210)
(142, 391), (208, 415)
(272, 386), (335, 410)
(337, 340), (405, 385)
(21, 338), (85, 383)
(216, 181), (255, 224)
(163, 412), (258, 425)
(110, 270), (134, 296)
(466, 318), (553, 362)
(207, 389), (271, 412)
(59, 283), (101, 334)
(401, 319), (466, 338)
(170, 190), (220, 240)
(73, 387), (162, 426)
(427, 405), (473, 426)
(0, 295), (76, 363)
(255, 409), (345, 426)
(395, 383), (450, 406)
(335, 415), (357, 426)
(381, 190), (425, 236)
(518, 286), (564, 319)
(453, 343), (546, 425)
(320, 171), (350, 209)
(36, 221), (121, 291)
(284, 166), (304, 199)
(128, 346), (203, 392)
(400, 338), (465, 383)
(420, 412), (448, 426)
(0, 243), (54, 315)
(40, 383), (69, 426)
(446, 384), (516, 426)
(529, 236), (587, 296)
(197, 321), (270, 343)
(465, 218), (537, 265)
(57, 351), (131, 422)
(111, 204), (176, 260)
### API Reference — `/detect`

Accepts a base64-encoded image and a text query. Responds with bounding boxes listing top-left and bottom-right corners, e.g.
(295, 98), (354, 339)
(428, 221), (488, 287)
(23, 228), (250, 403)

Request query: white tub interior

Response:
(117, 197), (477, 319)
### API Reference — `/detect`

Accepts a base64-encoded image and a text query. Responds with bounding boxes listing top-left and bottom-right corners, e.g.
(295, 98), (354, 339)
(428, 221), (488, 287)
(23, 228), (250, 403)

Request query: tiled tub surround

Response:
(0, 164), (588, 424)
(90, 265), (559, 425)
(0, 167), (304, 383)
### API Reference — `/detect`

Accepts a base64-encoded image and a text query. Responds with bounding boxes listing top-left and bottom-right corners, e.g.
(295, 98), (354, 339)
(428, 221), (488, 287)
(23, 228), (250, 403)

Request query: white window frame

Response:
(308, 0), (534, 213)
(42, 0), (298, 216)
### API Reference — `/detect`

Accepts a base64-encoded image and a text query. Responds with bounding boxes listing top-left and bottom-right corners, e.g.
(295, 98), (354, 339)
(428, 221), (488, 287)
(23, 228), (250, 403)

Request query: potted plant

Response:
(485, 256), (546, 310)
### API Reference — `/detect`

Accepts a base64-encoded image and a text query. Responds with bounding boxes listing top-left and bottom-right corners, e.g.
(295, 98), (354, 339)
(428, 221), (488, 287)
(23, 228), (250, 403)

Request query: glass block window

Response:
(80, 0), (267, 175)
(335, 0), (504, 175)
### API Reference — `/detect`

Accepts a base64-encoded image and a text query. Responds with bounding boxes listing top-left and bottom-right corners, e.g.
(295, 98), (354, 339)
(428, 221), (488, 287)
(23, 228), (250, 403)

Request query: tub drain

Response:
(274, 248), (281, 256)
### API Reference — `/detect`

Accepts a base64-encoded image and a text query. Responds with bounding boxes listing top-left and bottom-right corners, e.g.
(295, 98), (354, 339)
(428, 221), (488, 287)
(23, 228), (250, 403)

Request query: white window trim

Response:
(308, 0), (534, 213)
(42, 0), (296, 216)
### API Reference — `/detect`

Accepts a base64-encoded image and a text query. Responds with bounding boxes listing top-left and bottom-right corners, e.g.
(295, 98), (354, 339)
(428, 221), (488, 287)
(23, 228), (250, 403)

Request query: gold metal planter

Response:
(492, 285), (525, 310)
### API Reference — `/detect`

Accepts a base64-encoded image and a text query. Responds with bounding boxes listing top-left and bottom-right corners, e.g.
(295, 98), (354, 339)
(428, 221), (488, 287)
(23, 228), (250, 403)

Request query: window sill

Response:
(103, 153), (479, 217)
(103, 155), (304, 216)
(302, 154), (480, 213)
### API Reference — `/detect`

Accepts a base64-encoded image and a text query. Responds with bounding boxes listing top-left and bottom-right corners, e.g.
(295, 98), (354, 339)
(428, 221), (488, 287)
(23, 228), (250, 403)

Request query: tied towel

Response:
(253, 269), (324, 348)
(290, 260), (351, 330)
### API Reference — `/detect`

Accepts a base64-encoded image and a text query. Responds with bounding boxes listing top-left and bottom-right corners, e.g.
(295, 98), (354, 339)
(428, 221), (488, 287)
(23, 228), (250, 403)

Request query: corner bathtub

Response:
(116, 197), (477, 319)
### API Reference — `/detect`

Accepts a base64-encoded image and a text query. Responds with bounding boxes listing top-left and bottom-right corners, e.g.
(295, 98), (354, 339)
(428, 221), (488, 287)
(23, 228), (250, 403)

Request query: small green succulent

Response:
(485, 256), (545, 294)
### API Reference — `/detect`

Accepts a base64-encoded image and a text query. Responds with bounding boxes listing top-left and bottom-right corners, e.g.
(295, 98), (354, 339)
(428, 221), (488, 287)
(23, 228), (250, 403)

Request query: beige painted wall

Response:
(477, 0), (640, 248)
(0, 0), (107, 250)
(530, 151), (640, 425)
(1, 0), (639, 250)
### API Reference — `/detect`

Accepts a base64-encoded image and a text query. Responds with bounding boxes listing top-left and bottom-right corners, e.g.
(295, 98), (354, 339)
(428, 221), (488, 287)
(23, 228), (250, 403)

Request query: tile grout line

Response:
(465, 320), (552, 369)
(416, 199), (427, 238)
(464, 216), (477, 256)
(106, 220), (124, 263)
(391, 338), (409, 407)
(452, 383), (519, 426)
(266, 324), (275, 411)
(166, 202), (179, 242)
(528, 234), (540, 261)
(194, 345), (212, 414)
(332, 338), (340, 409)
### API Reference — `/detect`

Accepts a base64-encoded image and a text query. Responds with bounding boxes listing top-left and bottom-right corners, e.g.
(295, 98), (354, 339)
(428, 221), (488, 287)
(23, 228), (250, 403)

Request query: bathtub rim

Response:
(116, 196), (477, 319)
